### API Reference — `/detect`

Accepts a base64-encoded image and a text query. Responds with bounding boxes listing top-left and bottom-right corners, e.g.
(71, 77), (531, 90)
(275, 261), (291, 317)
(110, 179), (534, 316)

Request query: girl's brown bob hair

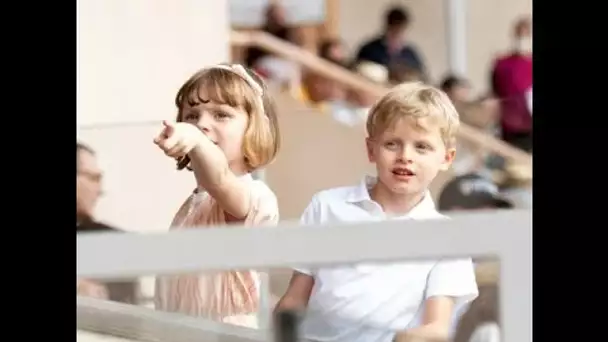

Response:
(174, 65), (280, 171)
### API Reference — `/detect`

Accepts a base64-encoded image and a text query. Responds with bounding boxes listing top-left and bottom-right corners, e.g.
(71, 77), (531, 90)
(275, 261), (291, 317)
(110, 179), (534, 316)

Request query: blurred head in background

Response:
(77, 142), (103, 222)
(301, 51), (347, 105)
(319, 38), (347, 65)
(264, 3), (288, 35)
(440, 75), (472, 104)
(384, 6), (411, 49)
(512, 16), (532, 55)
(388, 62), (425, 84)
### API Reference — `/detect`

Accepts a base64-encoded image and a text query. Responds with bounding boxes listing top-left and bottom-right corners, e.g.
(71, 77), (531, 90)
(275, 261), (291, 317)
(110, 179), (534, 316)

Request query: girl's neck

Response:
(369, 181), (425, 216)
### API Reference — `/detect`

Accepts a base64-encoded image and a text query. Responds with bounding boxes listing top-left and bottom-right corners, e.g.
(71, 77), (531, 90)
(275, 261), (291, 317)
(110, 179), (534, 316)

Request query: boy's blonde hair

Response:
(174, 65), (280, 171)
(366, 82), (460, 147)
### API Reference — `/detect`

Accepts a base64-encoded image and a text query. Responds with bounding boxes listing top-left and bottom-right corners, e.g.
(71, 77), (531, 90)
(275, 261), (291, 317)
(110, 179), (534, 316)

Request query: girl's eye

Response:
(214, 112), (230, 120)
(184, 113), (198, 121)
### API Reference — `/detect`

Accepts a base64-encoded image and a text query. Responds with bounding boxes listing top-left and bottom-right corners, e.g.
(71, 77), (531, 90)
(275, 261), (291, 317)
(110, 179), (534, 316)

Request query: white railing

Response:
(77, 210), (532, 342)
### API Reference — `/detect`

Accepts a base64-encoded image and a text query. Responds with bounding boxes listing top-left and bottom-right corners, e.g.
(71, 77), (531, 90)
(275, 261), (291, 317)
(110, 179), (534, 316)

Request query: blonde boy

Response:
(275, 83), (478, 342)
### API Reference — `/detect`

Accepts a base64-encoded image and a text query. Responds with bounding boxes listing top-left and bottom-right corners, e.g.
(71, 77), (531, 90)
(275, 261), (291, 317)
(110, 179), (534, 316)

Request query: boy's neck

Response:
(369, 182), (426, 216)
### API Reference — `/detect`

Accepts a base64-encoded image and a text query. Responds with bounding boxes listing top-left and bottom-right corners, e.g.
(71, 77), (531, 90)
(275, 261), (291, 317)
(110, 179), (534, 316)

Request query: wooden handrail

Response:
(231, 30), (532, 167)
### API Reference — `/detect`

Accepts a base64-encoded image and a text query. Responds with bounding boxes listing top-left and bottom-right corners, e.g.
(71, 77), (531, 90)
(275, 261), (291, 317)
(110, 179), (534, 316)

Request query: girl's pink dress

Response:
(154, 174), (279, 328)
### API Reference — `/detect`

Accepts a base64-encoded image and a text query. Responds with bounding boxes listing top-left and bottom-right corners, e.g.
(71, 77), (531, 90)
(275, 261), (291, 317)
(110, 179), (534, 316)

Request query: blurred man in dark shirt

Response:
(355, 6), (428, 82)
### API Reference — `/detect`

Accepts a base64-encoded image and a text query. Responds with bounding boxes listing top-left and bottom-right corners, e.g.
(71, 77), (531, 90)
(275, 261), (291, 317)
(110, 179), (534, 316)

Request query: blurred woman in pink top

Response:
(153, 64), (281, 328)
(491, 16), (533, 152)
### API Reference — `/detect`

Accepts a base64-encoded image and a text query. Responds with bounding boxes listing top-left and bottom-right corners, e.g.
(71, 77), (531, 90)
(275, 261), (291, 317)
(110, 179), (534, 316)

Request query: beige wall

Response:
(338, 0), (531, 94)
(77, 0), (230, 231)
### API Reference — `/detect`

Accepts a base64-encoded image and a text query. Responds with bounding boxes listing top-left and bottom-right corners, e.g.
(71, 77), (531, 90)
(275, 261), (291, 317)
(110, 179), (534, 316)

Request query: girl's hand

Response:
(154, 121), (205, 159)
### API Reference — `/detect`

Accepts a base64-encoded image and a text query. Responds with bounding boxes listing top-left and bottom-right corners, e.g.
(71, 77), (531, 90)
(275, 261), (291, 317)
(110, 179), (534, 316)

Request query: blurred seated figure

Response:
(440, 75), (500, 130)
(262, 2), (295, 42)
(246, 29), (301, 90)
(440, 75), (472, 104)
(319, 38), (348, 65)
(292, 64), (345, 113)
(245, 3), (302, 89)
(356, 6), (428, 81)
(438, 173), (513, 212)
(77, 142), (137, 304)
(331, 61), (388, 126)
(388, 62), (425, 84)
(439, 75), (501, 176)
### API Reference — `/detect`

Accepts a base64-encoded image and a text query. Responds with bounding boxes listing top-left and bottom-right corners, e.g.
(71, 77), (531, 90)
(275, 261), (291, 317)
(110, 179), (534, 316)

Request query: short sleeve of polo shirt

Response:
(426, 258), (479, 306)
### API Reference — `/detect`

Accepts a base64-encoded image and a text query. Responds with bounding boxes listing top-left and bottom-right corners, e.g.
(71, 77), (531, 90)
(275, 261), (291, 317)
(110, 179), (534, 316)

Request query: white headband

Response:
(208, 64), (264, 97)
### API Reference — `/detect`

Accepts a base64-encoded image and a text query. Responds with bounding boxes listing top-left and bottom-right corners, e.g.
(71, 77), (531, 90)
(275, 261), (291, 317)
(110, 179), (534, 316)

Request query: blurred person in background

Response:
(490, 16), (532, 152)
(77, 142), (137, 304)
(293, 66), (346, 113)
(440, 75), (501, 176)
(440, 75), (501, 131)
(248, 4), (304, 89)
(331, 61), (388, 126)
(319, 38), (348, 65)
(388, 62), (426, 84)
(262, 3), (294, 42)
(440, 75), (472, 104)
(245, 3), (302, 89)
(77, 142), (104, 230)
(248, 37), (302, 89)
(290, 38), (348, 111)
(356, 6), (428, 82)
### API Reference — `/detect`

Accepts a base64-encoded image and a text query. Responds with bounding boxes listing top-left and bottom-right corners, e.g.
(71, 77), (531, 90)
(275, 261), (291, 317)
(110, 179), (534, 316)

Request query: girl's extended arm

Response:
(188, 133), (252, 219)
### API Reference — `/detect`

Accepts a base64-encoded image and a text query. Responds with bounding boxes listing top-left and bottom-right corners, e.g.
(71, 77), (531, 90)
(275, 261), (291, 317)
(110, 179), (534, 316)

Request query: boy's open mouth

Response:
(392, 167), (415, 176)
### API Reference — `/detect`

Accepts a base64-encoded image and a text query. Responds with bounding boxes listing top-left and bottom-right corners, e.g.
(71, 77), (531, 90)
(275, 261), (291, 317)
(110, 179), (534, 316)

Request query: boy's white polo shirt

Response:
(295, 176), (479, 342)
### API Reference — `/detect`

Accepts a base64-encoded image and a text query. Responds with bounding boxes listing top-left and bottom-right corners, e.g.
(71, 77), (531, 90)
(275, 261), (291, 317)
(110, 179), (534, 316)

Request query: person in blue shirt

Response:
(355, 6), (428, 82)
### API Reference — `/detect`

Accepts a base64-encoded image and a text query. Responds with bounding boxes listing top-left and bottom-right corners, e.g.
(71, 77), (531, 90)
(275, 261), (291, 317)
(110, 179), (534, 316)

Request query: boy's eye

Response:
(384, 140), (400, 149)
(415, 142), (433, 151)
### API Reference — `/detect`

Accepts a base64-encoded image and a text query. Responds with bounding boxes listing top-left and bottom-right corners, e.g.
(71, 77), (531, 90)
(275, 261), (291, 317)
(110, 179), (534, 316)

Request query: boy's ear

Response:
(439, 147), (456, 171)
(365, 137), (375, 162)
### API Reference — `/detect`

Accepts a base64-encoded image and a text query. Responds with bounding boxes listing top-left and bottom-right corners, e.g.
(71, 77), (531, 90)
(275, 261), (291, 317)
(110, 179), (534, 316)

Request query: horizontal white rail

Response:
(77, 296), (265, 342)
(77, 210), (532, 342)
